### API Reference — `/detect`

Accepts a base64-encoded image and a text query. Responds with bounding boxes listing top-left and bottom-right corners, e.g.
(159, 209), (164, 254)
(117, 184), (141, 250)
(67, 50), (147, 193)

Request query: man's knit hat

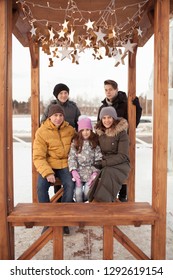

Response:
(78, 116), (92, 132)
(53, 83), (69, 98)
(99, 106), (120, 120)
(48, 104), (65, 118)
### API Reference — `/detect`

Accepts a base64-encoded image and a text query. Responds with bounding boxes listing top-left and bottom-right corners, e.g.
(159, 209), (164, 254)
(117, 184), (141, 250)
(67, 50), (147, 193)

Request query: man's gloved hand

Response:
(132, 96), (140, 108)
(87, 172), (98, 187)
(71, 170), (81, 187)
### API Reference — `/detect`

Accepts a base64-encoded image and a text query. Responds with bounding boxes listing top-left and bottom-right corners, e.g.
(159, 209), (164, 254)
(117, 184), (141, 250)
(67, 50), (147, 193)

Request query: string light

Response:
(16, 0), (150, 66)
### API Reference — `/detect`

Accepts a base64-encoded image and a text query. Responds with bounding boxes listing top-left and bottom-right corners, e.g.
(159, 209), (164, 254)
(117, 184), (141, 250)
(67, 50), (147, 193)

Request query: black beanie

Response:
(53, 83), (69, 98)
(48, 104), (65, 118)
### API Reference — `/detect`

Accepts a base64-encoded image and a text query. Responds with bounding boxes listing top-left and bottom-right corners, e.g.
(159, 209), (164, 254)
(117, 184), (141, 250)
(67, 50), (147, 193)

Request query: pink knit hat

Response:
(78, 116), (92, 132)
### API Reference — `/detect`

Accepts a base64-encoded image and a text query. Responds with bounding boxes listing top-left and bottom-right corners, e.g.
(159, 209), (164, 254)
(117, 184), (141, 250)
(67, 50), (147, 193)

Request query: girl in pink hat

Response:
(68, 116), (102, 202)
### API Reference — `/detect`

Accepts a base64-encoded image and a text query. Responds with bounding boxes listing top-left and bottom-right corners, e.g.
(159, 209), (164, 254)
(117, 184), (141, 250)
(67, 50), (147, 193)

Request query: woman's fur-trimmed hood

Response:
(96, 118), (128, 137)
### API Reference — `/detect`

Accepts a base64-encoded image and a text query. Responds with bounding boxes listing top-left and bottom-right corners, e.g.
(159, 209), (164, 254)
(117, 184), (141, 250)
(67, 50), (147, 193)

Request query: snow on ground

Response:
(11, 115), (173, 260)
(12, 115), (173, 213)
(13, 142), (173, 211)
(13, 141), (173, 260)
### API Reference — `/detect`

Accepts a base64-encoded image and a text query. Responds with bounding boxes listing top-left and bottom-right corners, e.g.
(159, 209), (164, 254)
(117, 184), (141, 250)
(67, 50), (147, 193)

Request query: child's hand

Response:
(71, 170), (81, 187)
(87, 172), (98, 187)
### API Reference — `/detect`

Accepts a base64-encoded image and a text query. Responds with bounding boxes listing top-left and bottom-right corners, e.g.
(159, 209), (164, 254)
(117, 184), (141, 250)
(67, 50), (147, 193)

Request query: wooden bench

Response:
(7, 202), (158, 260)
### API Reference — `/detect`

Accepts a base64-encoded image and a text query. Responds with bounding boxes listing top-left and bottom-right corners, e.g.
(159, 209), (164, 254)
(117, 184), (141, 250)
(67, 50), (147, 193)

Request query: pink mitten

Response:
(87, 172), (98, 187)
(71, 170), (81, 187)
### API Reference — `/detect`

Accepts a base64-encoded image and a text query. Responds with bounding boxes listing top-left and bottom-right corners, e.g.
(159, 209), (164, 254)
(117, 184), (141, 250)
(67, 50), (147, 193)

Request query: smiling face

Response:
(81, 129), (91, 140)
(49, 112), (64, 127)
(57, 90), (69, 103)
(101, 115), (114, 128)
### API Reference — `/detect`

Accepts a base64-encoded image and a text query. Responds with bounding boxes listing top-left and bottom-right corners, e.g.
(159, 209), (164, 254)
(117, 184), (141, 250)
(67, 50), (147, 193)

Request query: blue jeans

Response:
(37, 168), (74, 203)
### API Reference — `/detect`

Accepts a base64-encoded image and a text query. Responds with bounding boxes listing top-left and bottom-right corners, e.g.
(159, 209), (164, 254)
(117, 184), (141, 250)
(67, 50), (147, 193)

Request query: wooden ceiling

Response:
(12, 0), (173, 64)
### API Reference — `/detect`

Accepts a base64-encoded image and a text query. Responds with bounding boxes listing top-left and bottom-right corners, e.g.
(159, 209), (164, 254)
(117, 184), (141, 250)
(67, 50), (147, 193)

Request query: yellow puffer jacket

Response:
(33, 118), (75, 178)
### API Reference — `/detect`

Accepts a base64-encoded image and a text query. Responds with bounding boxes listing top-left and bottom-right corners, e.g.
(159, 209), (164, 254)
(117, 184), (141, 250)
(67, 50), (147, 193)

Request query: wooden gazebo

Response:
(0, 0), (172, 260)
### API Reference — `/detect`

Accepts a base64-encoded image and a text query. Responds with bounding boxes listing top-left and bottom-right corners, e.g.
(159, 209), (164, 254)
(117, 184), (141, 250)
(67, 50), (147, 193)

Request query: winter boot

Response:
(118, 184), (127, 202)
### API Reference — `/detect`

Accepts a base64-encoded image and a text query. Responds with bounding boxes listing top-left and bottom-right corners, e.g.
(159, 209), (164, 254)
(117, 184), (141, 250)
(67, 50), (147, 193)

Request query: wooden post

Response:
(0, 0), (13, 260)
(30, 43), (40, 202)
(127, 45), (137, 202)
(103, 226), (113, 259)
(151, 0), (169, 259)
(7, 0), (15, 259)
(53, 227), (63, 260)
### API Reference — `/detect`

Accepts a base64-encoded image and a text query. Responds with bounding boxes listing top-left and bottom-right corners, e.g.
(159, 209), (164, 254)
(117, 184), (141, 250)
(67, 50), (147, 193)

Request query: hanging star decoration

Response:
(137, 27), (143, 37)
(85, 37), (92, 47)
(59, 47), (73, 60)
(94, 28), (107, 44)
(77, 43), (86, 53)
(122, 39), (138, 54)
(69, 29), (75, 44)
(49, 27), (55, 41)
(92, 47), (104, 60)
(18, 0), (149, 66)
(113, 49), (125, 66)
(85, 19), (95, 30)
(71, 50), (80, 64)
(48, 58), (54, 67)
(52, 48), (59, 58)
(62, 20), (69, 31)
(58, 29), (66, 39)
(30, 24), (37, 37)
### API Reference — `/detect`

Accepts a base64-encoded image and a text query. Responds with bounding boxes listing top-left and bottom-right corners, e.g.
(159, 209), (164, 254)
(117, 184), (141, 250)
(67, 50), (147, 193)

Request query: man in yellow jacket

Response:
(33, 104), (75, 234)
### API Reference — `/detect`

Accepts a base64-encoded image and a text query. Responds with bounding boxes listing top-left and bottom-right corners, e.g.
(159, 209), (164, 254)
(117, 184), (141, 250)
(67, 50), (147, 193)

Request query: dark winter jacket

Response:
(88, 118), (130, 202)
(41, 99), (81, 130)
(97, 91), (142, 127)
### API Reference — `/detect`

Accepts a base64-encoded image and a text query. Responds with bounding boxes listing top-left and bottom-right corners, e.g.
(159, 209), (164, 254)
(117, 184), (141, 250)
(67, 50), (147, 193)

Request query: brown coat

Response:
(88, 118), (130, 202)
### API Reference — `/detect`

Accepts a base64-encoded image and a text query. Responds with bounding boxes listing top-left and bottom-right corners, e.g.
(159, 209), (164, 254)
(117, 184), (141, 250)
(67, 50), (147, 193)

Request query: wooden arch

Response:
(0, 0), (171, 259)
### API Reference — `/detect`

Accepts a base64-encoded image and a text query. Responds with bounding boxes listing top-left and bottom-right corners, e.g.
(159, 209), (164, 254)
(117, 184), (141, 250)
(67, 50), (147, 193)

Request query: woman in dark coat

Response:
(88, 106), (130, 202)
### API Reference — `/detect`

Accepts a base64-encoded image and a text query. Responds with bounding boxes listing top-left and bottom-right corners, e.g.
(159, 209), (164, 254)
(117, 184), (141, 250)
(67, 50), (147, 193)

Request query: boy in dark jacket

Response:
(41, 83), (81, 130)
(97, 79), (142, 202)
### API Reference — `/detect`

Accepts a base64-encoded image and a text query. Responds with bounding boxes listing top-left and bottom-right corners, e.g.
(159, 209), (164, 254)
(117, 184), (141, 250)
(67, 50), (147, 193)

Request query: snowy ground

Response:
(12, 115), (173, 212)
(12, 115), (173, 259)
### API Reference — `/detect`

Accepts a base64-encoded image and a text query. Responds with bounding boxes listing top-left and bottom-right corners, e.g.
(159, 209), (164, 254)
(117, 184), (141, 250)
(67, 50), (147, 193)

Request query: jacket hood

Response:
(96, 118), (128, 137)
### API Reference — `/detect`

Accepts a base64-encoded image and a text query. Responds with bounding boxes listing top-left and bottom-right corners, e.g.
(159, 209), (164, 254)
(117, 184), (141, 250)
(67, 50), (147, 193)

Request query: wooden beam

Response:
(113, 226), (150, 260)
(12, 6), (19, 29)
(31, 43), (40, 202)
(103, 226), (113, 259)
(27, 33), (38, 68)
(0, 0), (12, 260)
(127, 46), (137, 202)
(18, 228), (52, 260)
(152, 0), (169, 260)
(17, 188), (63, 259)
(53, 227), (63, 260)
(7, 0), (15, 260)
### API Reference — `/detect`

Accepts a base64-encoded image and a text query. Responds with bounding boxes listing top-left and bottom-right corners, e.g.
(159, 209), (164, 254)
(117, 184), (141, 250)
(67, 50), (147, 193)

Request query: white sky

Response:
(12, 35), (154, 103)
